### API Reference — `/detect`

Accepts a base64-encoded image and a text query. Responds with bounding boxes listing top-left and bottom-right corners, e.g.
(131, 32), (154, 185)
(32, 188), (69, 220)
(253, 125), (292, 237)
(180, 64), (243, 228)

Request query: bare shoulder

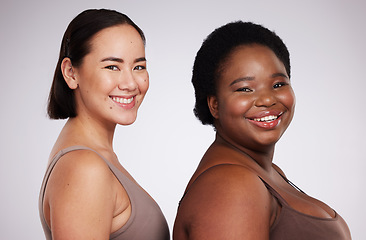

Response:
(174, 164), (272, 240)
(45, 149), (117, 239)
(47, 149), (114, 192)
(45, 149), (117, 209)
(189, 164), (266, 194)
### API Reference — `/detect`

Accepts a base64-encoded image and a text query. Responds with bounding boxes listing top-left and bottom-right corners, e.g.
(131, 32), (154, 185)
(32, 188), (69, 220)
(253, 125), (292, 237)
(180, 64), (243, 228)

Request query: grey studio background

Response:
(0, 0), (365, 239)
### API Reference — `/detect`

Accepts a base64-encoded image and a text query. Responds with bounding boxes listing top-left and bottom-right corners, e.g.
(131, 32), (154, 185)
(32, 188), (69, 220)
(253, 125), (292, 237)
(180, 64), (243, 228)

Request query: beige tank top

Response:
(39, 146), (170, 240)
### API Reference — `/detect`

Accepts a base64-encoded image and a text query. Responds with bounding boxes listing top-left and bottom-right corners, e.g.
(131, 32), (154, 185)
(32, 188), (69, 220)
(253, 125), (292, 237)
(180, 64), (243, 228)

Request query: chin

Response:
(118, 122), (134, 126)
(115, 116), (137, 126)
(254, 134), (282, 147)
(118, 119), (137, 126)
(115, 111), (139, 126)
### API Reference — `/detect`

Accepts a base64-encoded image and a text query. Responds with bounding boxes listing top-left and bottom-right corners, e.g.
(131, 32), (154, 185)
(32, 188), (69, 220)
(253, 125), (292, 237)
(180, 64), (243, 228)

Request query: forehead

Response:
(88, 24), (145, 55)
(219, 44), (285, 75)
(226, 44), (278, 63)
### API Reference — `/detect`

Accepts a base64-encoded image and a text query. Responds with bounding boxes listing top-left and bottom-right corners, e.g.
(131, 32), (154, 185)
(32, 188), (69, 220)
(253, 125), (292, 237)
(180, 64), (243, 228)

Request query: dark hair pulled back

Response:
(47, 9), (145, 119)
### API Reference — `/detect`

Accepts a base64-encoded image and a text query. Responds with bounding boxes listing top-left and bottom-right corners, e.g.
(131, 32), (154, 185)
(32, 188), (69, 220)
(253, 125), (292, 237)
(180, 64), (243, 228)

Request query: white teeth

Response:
(253, 115), (278, 122)
(111, 96), (133, 104)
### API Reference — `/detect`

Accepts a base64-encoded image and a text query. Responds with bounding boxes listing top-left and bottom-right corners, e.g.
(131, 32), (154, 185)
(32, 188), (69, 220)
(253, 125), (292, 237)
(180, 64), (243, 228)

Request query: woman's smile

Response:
(246, 110), (284, 129)
(110, 95), (136, 109)
(247, 114), (282, 129)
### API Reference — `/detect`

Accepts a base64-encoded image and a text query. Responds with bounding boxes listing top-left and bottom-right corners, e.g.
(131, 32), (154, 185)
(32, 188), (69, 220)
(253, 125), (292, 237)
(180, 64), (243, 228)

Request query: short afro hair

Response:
(192, 21), (290, 126)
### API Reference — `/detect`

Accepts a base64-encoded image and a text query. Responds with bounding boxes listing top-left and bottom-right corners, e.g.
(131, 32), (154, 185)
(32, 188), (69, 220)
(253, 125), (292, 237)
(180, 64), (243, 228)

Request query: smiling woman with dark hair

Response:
(173, 21), (351, 240)
(39, 9), (169, 240)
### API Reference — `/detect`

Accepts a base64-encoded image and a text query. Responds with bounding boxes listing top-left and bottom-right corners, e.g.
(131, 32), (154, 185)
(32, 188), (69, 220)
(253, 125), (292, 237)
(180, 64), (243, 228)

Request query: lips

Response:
(247, 111), (283, 129)
(110, 96), (136, 109)
(111, 96), (133, 104)
(253, 114), (280, 122)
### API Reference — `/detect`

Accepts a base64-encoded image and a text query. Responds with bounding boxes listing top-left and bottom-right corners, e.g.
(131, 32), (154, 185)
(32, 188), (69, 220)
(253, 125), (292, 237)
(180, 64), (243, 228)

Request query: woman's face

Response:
(72, 24), (149, 126)
(209, 44), (295, 150)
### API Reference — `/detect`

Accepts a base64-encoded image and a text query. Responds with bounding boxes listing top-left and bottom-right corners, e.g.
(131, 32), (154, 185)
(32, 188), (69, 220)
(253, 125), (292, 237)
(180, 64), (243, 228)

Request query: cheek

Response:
(220, 96), (252, 118)
(234, 96), (253, 113)
(138, 73), (149, 94)
(280, 89), (296, 111)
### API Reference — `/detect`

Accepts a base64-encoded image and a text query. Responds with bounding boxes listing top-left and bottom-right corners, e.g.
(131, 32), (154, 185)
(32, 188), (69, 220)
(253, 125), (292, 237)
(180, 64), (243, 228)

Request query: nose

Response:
(254, 89), (276, 107)
(118, 70), (138, 91)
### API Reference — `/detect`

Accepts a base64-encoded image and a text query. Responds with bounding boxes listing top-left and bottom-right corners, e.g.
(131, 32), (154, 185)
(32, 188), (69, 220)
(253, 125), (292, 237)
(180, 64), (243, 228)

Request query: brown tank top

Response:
(39, 146), (170, 240)
(180, 164), (351, 239)
(260, 178), (351, 240)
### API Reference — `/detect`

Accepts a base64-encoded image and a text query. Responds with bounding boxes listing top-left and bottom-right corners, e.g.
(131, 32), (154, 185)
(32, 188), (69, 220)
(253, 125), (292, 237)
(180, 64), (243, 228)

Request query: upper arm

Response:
(175, 165), (272, 240)
(45, 150), (116, 240)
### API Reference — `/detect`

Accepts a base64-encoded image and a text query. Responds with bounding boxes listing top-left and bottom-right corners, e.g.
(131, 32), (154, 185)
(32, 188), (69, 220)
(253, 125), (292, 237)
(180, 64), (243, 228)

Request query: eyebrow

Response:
(229, 72), (288, 86)
(135, 57), (147, 63)
(229, 76), (255, 86)
(101, 57), (123, 63)
(271, 72), (289, 79)
(100, 57), (147, 63)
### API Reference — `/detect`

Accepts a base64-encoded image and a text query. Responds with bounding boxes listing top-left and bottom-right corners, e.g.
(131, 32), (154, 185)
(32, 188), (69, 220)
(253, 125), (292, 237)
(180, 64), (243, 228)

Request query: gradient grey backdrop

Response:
(1, 0), (364, 239)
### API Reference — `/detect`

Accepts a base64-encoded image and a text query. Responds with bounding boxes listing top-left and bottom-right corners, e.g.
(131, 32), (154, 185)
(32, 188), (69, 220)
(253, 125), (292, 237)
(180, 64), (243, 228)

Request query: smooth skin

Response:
(173, 45), (336, 240)
(43, 24), (149, 239)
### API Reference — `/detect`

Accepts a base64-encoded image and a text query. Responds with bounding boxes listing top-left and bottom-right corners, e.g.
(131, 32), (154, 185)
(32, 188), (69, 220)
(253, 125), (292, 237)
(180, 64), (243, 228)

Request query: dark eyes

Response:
(105, 65), (146, 71)
(105, 65), (119, 71)
(236, 87), (252, 92)
(134, 65), (146, 70)
(273, 82), (288, 89)
(235, 82), (288, 92)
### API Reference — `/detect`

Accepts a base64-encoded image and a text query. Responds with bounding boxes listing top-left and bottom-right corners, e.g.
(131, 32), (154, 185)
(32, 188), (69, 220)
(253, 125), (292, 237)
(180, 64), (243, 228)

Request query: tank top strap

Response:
(274, 169), (306, 195)
(50, 145), (115, 169)
(258, 176), (290, 206)
(41, 146), (114, 203)
(39, 145), (112, 236)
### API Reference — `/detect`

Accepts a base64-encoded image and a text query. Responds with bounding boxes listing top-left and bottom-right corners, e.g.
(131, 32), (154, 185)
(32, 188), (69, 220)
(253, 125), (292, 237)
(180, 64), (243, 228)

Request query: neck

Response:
(215, 132), (275, 172)
(64, 116), (116, 150)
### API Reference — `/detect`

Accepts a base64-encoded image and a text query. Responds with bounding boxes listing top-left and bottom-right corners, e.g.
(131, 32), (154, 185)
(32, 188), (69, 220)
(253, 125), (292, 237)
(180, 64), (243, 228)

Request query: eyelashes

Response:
(273, 82), (288, 88)
(235, 87), (252, 92)
(105, 65), (119, 71)
(104, 65), (147, 71)
(235, 82), (289, 92)
(134, 65), (146, 70)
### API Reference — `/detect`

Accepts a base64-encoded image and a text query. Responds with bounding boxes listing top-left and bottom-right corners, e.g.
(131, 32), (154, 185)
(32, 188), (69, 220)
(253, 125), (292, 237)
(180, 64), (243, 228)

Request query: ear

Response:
(61, 57), (78, 89)
(207, 95), (219, 119)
